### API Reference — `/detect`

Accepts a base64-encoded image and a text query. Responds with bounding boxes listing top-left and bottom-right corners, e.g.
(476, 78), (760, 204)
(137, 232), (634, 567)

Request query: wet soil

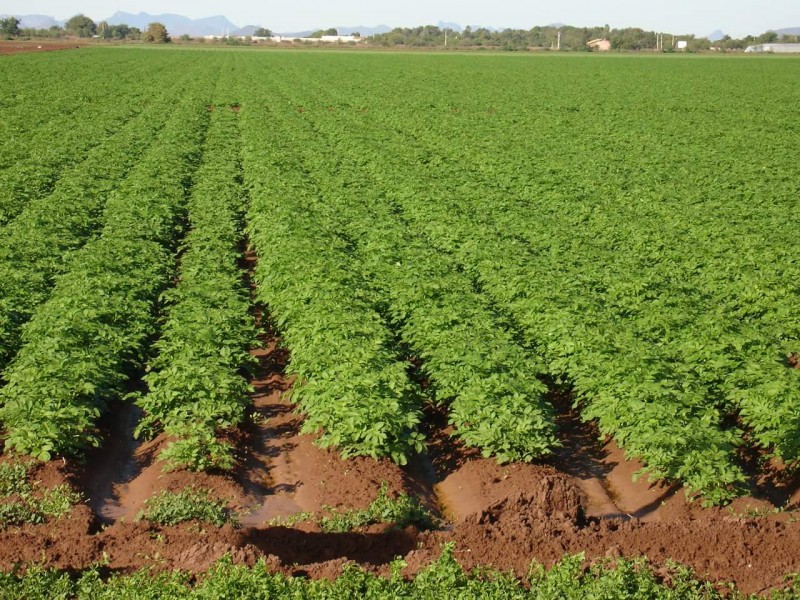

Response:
(3, 416), (800, 597)
(545, 397), (682, 521)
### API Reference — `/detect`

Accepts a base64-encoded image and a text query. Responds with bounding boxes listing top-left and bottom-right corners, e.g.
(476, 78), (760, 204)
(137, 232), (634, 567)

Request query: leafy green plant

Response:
(262, 102), (558, 462)
(0, 55), (163, 228)
(3, 49), (800, 507)
(318, 482), (436, 532)
(266, 512), (315, 528)
(269, 483), (436, 532)
(255, 61), (786, 504)
(242, 109), (425, 464)
(135, 107), (256, 472)
(137, 487), (237, 528)
(0, 544), (783, 598)
(0, 81), (212, 461)
(0, 62), (198, 372)
(0, 462), (81, 529)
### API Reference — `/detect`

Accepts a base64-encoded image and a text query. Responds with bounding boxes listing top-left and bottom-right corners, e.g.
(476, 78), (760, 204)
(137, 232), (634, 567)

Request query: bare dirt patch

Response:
(0, 41), (84, 55)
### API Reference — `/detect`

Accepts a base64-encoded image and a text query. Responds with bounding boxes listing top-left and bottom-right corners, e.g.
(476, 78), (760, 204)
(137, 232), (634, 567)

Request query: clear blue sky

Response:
(5, 0), (798, 37)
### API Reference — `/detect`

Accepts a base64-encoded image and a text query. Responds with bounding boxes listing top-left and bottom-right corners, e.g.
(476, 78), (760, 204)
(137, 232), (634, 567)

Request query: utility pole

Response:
(444, 29), (448, 47)
(557, 30), (561, 50)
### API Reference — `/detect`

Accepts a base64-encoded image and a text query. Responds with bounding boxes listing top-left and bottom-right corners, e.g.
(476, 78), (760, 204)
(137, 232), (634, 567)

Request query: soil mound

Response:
(468, 474), (584, 527)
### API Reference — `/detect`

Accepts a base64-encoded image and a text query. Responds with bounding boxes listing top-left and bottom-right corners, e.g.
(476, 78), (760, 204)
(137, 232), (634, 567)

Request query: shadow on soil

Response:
(78, 400), (151, 527)
(244, 526), (419, 568)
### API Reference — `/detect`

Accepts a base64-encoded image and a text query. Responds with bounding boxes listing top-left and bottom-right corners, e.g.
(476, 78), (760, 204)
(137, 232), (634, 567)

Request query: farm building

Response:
(203, 34), (364, 44)
(745, 43), (800, 53)
(587, 38), (611, 51)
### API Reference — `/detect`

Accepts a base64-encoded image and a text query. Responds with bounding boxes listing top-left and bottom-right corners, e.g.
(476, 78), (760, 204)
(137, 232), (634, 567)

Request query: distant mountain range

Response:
(103, 14), (397, 37)
(0, 14), (65, 29)
(773, 26), (800, 35)
(106, 12), (243, 36)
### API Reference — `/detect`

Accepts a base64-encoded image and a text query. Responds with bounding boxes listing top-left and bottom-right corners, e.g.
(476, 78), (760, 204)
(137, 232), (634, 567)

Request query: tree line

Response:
(0, 14), (170, 43)
(2, 15), (796, 50)
(369, 25), (798, 51)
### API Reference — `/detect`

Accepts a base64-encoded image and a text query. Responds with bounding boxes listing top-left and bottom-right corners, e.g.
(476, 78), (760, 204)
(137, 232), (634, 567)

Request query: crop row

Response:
(0, 65), (196, 370)
(259, 89), (558, 462)
(0, 51), (153, 171)
(135, 103), (256, 471)
(0, 77), (214, 460)
(0, 54), (176, 225)
(259, 62), (754, 502)
(346, 117), (743, 501)
(1, 51), (798, 505)
(353, 59), (800, 500)
(240, 92), (424, 464)
(347, 77), (800, 498)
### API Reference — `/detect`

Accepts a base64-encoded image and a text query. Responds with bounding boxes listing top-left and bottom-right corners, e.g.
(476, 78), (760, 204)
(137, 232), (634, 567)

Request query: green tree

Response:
(0, 16), (21, 38)
(311, 27), (338, 38)
(66, 14), (96, 37)
(109, 23), (131, 39)
(97, 20), (110, 39)
(254, 27), (272, 37)
(757, 30), (779, 44)
(143, 22), (170, 43)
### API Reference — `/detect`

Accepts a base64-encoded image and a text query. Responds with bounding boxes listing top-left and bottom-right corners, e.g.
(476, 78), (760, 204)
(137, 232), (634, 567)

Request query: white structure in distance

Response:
(203, 34), (365, 44)
(744, 43), (800, 53)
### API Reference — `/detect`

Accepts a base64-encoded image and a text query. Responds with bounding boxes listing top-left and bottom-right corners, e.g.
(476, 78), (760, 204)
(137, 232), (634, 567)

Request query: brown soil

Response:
(0, 41), (84, 55)
(233, 333), (413, 526)
(2, 259), (800, 595)
(4, 420), (800, 596)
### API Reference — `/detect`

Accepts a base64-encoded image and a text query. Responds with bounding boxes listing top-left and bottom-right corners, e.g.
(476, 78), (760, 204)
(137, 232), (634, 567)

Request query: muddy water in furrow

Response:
(544, 388), (680, 522)
(233, 248), (308, 526)
(79, 401), (155, 523)
(235, 327), (308, 527)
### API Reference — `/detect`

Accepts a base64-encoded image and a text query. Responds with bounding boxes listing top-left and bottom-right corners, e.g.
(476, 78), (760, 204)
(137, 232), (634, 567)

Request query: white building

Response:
(745, 43), (800, 53)
(269, 35), (363, 44)
(203, 34), (364, 44)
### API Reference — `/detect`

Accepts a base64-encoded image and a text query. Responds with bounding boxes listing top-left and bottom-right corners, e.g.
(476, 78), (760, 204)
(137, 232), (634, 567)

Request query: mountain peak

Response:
(106, 12), (241, 36)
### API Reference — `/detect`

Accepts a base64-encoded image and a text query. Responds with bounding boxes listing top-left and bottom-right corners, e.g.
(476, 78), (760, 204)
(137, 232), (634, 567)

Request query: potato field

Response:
(1, 47), (800, 597)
